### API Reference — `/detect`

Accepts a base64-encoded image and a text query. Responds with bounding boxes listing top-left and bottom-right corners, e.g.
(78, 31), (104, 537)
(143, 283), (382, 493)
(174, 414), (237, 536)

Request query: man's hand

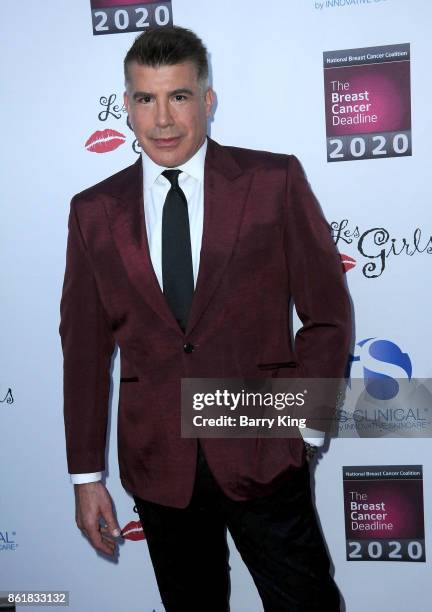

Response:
(74, 481), (121, 556)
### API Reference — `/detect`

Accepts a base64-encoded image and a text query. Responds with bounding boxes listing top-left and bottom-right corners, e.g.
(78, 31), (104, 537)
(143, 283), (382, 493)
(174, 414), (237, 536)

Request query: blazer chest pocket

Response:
(120, 376), (139, 383)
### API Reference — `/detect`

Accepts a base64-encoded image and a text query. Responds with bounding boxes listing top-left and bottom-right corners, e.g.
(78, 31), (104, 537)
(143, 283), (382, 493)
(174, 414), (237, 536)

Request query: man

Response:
(59, 26), (351, 611)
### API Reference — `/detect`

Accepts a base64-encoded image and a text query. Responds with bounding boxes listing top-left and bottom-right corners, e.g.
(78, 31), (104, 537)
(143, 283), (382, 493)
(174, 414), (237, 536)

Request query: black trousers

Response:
(133, 443), (340, 612)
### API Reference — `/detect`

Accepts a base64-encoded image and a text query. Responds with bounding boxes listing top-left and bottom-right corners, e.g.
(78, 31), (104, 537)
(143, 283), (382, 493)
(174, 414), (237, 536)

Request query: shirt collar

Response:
(141, 137), (207, 188)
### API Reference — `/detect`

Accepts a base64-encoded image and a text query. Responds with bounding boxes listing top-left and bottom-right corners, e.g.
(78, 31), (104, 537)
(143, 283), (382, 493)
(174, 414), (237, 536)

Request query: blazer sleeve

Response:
(284, 155), (352, 380)
(59, 196), (116, 474)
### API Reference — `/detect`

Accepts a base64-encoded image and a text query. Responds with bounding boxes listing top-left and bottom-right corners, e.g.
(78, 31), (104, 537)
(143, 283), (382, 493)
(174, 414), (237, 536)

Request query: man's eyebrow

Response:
(169, 88), (194, 96)
(132, 88), (194, 100)
(132, 91), (153, 100)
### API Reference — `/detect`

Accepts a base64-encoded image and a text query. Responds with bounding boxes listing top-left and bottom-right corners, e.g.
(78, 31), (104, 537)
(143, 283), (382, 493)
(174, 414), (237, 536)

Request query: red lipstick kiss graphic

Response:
(340, 253), (356, 273)
(85, 129), (126, 153)
(121, 520), (145, 541)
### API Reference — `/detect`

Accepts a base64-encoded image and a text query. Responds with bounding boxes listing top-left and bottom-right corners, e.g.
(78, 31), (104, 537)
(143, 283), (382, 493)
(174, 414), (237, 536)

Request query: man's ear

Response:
(204, 87), (215, 119)
(123, 91), (129, 113)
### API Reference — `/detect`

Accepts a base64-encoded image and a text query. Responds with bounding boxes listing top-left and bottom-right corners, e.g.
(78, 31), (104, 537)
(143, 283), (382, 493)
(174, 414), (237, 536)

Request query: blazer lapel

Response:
(103, 157), (183, 335)
(103, 138), (247, 337)
(185, 138), (246, 335)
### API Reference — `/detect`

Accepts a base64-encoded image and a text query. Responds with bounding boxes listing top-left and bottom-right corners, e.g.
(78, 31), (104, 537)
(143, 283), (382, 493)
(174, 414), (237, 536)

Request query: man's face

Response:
(124, 60), (214, 167)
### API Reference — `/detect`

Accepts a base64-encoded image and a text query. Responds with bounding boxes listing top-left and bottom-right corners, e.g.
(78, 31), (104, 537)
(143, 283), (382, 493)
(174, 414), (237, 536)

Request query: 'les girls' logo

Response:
(0, 387), (13, 405)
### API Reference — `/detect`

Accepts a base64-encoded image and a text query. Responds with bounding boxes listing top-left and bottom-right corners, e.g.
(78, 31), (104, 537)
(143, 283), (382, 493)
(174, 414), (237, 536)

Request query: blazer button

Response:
(183, 342), (195, 353)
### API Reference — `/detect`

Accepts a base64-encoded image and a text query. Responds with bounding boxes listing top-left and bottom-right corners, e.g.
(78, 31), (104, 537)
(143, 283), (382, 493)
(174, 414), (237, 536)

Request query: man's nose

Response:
(155, 100), (174, 128)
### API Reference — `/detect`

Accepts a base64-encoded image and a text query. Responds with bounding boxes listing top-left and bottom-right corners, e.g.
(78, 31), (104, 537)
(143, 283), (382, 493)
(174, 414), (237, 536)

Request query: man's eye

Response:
(139, 96), (152, 104)
(174, 94), (187, 102)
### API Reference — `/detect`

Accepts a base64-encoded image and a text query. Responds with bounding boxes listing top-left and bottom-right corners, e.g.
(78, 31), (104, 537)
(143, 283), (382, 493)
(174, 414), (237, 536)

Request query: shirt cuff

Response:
(300, 428), (325, 447)
(70, 472), (103, 484)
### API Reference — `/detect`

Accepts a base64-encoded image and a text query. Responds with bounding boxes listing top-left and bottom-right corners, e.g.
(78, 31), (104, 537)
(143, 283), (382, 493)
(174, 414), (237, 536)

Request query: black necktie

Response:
(161, 169), (194, 332)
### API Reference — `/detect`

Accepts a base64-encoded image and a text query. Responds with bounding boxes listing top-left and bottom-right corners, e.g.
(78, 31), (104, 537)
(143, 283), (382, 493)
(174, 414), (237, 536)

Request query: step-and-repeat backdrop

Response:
(1, 1), (431, 610)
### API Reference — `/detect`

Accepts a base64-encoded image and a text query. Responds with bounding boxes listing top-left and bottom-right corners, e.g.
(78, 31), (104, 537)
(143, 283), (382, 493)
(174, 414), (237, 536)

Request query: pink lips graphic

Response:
(85, 129), (126, 153)
(121, 520), (145, 541)
(340, 253), (356, 273)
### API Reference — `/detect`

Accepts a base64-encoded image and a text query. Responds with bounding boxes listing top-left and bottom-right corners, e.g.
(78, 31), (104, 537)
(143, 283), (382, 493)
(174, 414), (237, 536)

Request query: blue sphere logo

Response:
(350, 337), (412, 400)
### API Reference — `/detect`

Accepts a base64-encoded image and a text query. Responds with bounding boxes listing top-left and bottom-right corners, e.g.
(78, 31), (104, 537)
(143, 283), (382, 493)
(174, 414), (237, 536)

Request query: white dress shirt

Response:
(70, 138), (322, 485)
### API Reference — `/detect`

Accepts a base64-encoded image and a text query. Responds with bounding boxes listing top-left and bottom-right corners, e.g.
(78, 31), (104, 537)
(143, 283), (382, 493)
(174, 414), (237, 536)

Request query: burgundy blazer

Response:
(59, 137), (351, 508)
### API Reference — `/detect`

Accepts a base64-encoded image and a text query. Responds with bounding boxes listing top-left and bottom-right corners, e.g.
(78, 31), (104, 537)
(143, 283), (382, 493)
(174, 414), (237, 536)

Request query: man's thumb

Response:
(109, 523), (121, 537)
(104, 512), (121, 537)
